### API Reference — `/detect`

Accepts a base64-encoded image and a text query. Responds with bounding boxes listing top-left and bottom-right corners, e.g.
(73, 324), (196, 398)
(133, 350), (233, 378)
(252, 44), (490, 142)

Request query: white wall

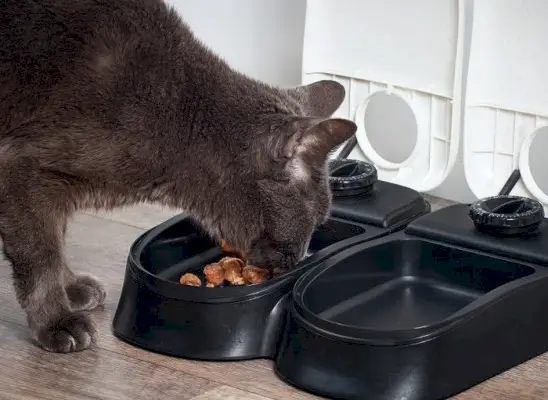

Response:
(168, 0), (476, 203)
(168, 0), (306, 86)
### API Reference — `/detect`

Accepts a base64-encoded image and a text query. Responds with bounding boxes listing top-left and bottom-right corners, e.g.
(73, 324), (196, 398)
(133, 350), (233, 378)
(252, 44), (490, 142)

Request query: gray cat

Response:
(0, 0), (356, 353)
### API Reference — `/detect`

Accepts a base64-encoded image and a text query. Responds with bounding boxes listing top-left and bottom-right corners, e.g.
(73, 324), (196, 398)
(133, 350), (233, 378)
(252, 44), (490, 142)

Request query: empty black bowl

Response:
(276, 203), (548, 400)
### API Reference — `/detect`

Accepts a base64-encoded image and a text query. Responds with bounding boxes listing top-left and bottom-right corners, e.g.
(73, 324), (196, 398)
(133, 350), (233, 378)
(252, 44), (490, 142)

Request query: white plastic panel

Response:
(302, 0), (465, 192)
(463, 0), (548, 211)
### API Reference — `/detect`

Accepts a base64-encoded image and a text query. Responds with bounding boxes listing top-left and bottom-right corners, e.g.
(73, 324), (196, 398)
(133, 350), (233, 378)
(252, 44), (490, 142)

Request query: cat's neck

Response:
(163, 31), (285, 144)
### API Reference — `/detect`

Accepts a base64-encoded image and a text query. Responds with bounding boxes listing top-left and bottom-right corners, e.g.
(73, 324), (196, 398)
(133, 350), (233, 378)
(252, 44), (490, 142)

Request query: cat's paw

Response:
(34, 312), (97, 353)
(66, 274), (106, 312)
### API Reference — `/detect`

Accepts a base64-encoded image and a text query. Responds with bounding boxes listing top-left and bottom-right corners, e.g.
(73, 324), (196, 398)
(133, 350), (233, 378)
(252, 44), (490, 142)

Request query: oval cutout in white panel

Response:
(520, 126), (548, 206)
(525, 127), (548, 197)
(361, 92), (418, 165)
(302, 0), (465, 192)
(463, 0), (548, 211)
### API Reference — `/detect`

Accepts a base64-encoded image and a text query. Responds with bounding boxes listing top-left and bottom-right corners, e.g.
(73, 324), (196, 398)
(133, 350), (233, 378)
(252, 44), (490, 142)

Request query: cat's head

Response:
(242, 80), (357, 270)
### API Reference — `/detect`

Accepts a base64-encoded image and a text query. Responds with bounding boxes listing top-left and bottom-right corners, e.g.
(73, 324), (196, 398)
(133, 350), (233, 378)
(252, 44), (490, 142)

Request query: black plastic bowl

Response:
(112, 214), (390, 360)
(276, 204), (548, 400)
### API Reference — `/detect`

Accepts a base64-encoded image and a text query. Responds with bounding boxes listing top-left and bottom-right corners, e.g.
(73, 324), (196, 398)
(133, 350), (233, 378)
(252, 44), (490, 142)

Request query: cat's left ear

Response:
(284, 118), (357, 164)
(287, 80), (345, 117)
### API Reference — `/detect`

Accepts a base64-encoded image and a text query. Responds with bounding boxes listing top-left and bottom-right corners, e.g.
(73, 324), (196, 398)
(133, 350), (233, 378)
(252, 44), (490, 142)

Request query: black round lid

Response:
(328, 159), (378, 197)
(469, 195), (544, 236)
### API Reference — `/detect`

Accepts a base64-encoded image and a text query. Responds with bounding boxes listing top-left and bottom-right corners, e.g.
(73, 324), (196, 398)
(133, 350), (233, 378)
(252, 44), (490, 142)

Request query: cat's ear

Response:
(284, 118), (357, 164)
(287, 80), (345, 117)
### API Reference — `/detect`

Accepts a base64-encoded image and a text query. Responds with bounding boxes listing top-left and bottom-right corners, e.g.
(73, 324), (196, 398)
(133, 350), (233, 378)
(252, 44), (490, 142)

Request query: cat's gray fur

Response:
(0, 0), (356, 352)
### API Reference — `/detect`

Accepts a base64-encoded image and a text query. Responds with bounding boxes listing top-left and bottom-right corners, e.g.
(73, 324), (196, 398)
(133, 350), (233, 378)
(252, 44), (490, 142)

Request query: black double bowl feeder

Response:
(112, 159), (429, 358)
(113, 161), (548, 399)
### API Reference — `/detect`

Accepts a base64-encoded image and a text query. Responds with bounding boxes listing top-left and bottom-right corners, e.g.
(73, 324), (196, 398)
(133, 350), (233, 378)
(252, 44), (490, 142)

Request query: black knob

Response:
(469, 195), (544, 236)
(328, 159), (377, 197)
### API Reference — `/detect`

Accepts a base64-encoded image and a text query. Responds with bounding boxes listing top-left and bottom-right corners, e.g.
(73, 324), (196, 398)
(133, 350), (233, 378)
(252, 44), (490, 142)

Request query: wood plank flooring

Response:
(0, 198), (545, 399)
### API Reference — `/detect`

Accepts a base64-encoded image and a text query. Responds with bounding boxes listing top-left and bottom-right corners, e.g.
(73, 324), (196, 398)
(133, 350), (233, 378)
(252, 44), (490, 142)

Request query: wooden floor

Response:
(0, 197), (547, 399)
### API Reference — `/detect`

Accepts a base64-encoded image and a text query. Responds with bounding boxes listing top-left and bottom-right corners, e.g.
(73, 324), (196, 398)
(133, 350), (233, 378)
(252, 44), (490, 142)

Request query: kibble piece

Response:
(227, 276), (246, 286)
(220, 257), (246, 285)
(204, 263), (225, 287)
(179, 273), (202, 287)
(220, 240), (245, 260)
(220, 240), (233, 252)
(242, 266), (271, 285)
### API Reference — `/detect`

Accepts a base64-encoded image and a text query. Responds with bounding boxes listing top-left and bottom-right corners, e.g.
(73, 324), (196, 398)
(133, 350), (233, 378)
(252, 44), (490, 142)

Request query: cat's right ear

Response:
(287, 80), (345, 118)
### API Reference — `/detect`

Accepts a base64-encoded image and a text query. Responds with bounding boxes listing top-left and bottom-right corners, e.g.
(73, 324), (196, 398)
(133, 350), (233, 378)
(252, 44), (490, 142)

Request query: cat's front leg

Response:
(0, 207), (97, 352)
(59, 216), (106, 313)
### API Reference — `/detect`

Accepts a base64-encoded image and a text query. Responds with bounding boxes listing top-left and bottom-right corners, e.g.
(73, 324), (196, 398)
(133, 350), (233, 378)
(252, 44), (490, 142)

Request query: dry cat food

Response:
(179, 241), (275, 288)
(203, 263), (224, 287)
(203, 257), (247, 287)
(220, 239), (244, 259)
(204, 256), (262, 287)
(179, 272), (202, 287)
(242, 265), (271, 284)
